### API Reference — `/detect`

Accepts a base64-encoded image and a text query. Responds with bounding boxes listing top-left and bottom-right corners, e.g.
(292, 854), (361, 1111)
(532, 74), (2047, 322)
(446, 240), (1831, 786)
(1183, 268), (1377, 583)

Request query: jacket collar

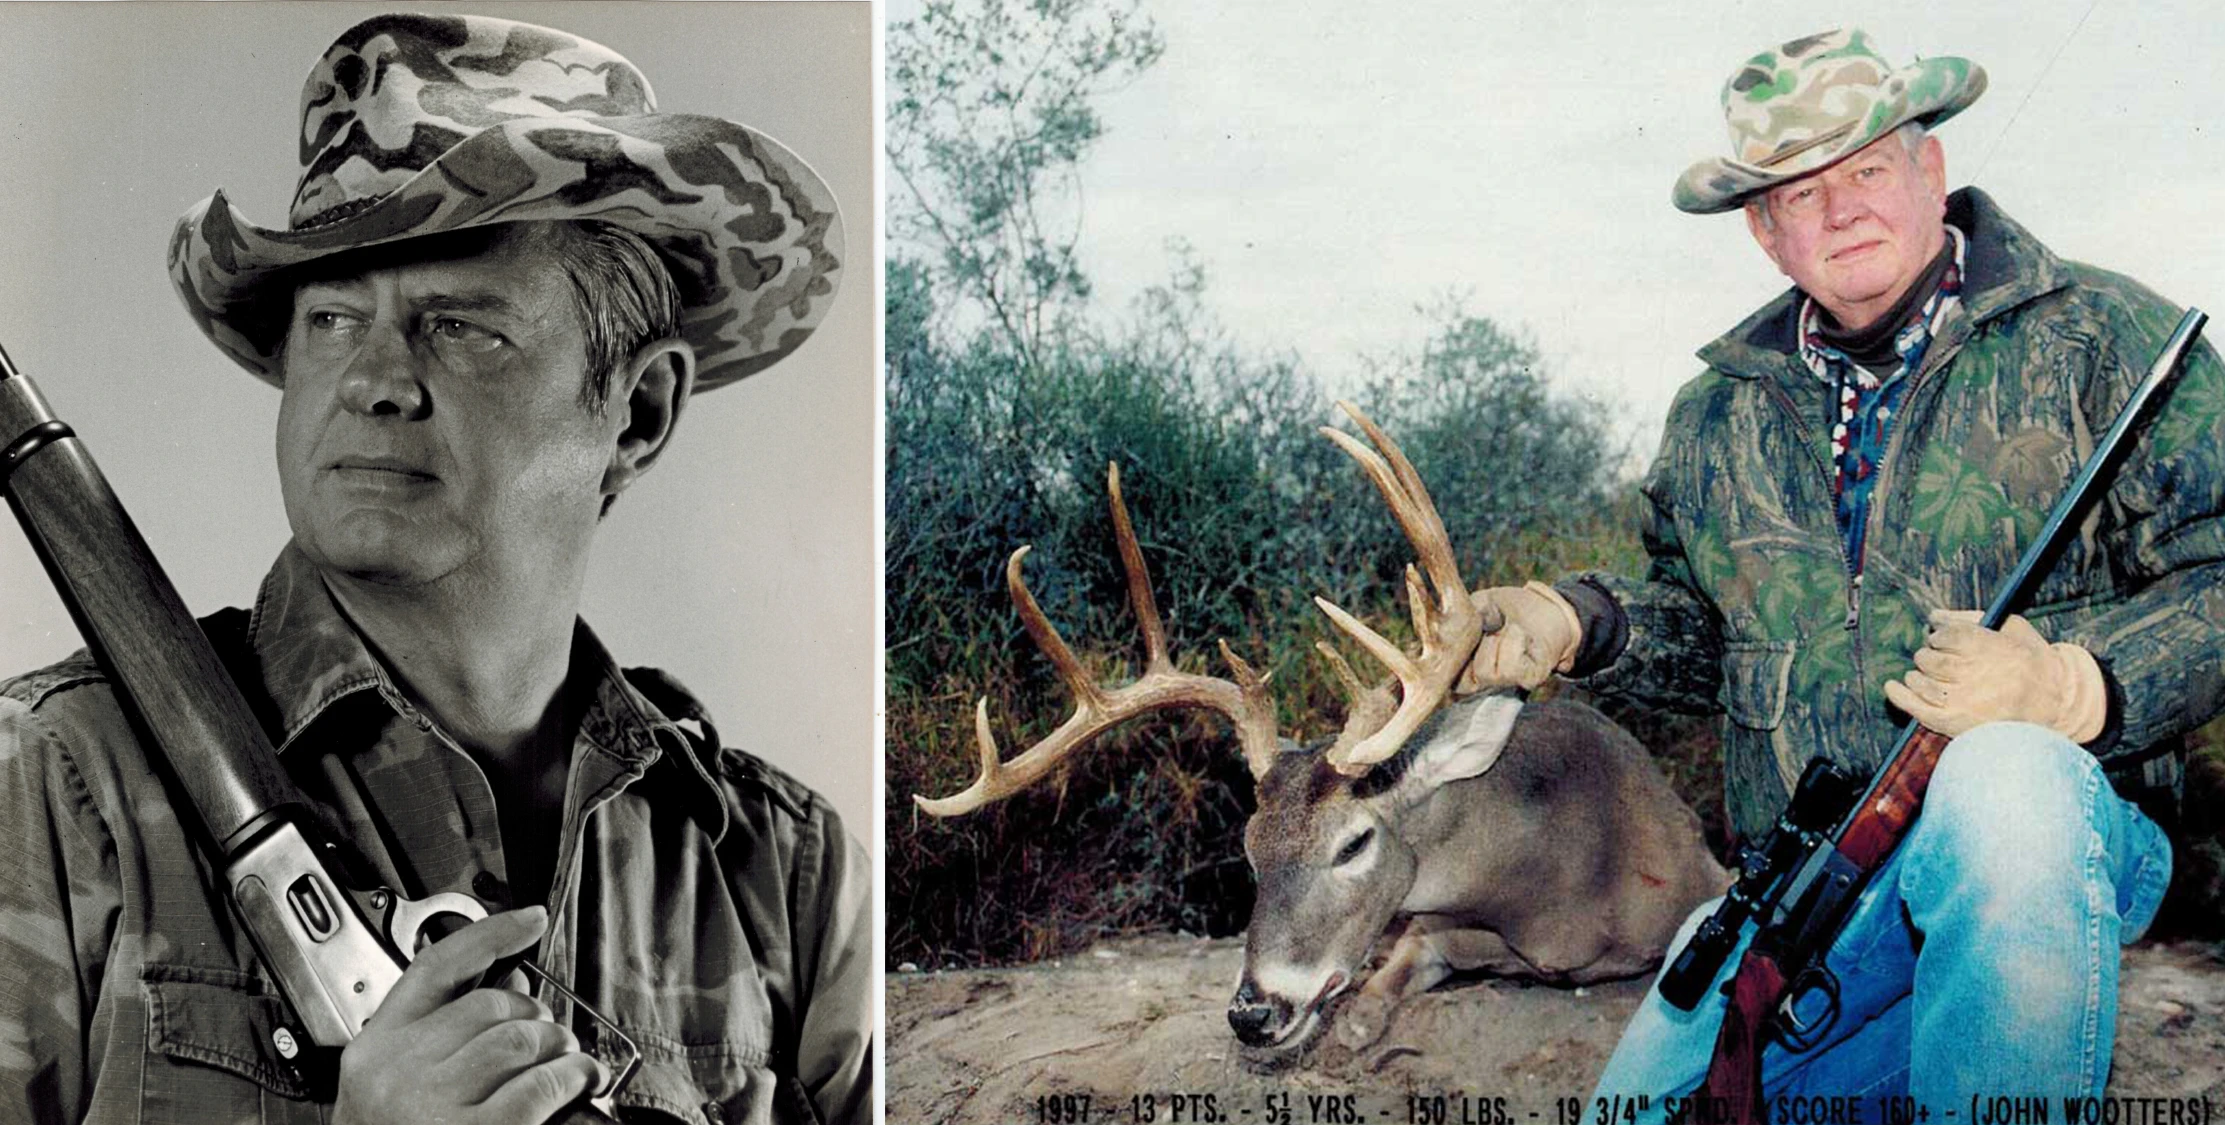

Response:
(1697, 187), (2071, 380)
(242, 543), (730, 840)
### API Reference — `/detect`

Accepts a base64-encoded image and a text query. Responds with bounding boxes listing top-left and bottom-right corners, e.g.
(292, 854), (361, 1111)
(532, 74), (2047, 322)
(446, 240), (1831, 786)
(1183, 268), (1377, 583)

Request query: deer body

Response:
(1230, 692), (1729, 1055)
(917, 403), (1728, 1059)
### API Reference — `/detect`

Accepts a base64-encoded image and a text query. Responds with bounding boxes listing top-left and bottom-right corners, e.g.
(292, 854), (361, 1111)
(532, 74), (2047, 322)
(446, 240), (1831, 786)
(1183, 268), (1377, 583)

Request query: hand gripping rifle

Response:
(0, 346), (637, 1121)
(1655, 307), (2209, 1120)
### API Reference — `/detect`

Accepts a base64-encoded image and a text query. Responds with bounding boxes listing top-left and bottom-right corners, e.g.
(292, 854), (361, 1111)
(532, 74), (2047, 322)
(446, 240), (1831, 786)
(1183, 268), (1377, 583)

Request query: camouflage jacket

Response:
(0, 545), (872, 1124)
(1570, 188), (2225, 838)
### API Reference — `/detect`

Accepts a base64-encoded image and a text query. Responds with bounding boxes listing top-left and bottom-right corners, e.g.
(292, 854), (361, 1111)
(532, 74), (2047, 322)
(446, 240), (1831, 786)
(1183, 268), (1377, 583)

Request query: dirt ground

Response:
(888, 934), (2225, 1124)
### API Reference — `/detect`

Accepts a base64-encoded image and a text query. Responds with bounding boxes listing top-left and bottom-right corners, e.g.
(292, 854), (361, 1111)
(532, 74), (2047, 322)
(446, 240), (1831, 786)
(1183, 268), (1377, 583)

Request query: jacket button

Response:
(473, 871), (505, 903)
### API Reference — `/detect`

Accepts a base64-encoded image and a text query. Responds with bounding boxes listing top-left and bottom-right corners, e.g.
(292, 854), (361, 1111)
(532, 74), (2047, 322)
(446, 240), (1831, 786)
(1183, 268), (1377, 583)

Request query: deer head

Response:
(913, 402), (1519, 1054)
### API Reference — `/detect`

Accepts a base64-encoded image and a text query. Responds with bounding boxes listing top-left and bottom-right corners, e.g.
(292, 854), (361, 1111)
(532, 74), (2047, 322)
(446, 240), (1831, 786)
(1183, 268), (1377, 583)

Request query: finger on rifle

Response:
(367, 906), (550, 1030)
(1901, 669), (1950, 704)
(1911, 645), (1968, 681)
(1927, 608), (1983, 630)
(2000, 614), (2047, 646)
(1883, 679), (1953, 731)
(477, 1047), (610, 1123)
(1921, 620), (1995, 653)
(443, 1013), (585, 1105)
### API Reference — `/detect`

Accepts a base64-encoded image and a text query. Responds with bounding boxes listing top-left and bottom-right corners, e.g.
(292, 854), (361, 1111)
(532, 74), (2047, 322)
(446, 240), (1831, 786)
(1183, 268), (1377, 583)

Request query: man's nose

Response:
(1822, 182), (1864, 229)
(335, 322), (427, 418)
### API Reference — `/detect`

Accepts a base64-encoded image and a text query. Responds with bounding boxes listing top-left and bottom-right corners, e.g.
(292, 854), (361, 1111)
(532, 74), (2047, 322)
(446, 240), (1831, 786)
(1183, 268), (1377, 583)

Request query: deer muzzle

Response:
(1225, 976), (1290, 1047)
(1227, 968), (1348, 1050)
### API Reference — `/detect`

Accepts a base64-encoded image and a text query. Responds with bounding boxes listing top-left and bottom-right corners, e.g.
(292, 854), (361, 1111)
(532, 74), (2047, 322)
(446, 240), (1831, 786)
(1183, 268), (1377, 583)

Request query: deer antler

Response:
(1315, 401), (1502, 775)
(913, 463), (1283, 818)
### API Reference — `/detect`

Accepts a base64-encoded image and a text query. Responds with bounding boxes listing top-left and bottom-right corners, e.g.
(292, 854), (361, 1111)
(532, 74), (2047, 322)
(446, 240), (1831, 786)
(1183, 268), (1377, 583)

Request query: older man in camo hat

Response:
(1458, 29), (2225, 1104)
(0, 14), (865, 1125)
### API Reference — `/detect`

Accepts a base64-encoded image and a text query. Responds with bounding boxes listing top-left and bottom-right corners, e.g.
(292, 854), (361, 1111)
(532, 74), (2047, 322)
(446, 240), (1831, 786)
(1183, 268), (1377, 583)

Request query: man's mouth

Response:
(1829, 240), (1883, 262)
(329, 457), (436, 482)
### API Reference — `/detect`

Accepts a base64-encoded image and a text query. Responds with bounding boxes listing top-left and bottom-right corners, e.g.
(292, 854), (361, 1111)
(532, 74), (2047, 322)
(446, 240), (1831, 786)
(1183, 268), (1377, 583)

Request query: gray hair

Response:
(535, 221), (686, 414)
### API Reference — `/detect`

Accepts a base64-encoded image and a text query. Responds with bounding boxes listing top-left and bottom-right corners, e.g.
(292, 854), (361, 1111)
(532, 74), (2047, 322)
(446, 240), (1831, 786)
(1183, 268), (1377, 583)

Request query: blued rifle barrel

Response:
(0, 346), (294, 854)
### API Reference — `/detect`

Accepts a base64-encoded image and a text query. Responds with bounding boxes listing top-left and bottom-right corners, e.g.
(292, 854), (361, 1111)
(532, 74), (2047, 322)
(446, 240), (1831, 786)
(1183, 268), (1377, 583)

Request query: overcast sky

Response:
(894, 0), (2225, 465)
(0, 2), (876, 832)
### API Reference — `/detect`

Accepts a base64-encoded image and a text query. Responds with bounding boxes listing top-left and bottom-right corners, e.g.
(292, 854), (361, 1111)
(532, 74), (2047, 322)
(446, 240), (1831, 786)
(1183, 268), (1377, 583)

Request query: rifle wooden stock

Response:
(0, 354), (293, 853)
(1697, 946), (1784, 1121)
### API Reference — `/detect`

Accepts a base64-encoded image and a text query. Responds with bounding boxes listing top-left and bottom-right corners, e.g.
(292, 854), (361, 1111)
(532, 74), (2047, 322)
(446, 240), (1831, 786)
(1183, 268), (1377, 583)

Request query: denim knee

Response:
(1903, 720), (2101, 905)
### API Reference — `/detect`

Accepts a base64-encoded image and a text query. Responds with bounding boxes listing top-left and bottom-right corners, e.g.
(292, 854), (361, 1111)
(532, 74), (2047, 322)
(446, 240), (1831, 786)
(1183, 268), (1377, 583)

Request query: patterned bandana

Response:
(1798, 226), (1967, 604)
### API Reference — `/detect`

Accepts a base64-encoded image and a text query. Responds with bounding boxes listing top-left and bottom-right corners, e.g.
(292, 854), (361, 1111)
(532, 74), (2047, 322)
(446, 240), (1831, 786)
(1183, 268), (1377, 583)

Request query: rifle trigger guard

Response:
(382, 890), (490, 959)
(1773, 962), (1841, 1054)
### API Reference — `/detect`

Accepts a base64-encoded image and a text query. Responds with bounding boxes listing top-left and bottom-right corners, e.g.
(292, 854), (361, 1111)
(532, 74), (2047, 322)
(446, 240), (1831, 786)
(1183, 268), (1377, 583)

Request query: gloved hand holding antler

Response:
(1455, 582), (1584, 693)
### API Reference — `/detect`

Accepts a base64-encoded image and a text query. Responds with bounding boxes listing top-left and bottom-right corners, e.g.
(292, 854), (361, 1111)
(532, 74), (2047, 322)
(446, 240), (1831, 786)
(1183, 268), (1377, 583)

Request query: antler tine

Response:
(1312, 594), (1418, 681)
(1315, 640), (1366, 699)
(1003, 545), (1107, 710)
(912, 698), (1028, 817)
(914, 467), (1288, 819)
(1404, 564), (1437, 651)
(1106, 463), (1173, 673)
(1316, 641), (1401, 763)
(1329, 401), (1465, 598)
(1315, 403), (1487, 775)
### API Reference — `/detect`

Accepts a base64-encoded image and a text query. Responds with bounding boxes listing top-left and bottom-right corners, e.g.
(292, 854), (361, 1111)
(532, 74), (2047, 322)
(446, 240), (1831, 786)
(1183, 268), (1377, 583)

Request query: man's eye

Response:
(427, 316), (504, 350)
(306, 310), (363, 333)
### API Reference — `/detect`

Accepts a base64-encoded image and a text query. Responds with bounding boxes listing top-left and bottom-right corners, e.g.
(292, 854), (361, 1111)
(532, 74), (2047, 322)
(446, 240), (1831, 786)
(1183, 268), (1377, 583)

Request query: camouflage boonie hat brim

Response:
(1673, 28), (1985, 215)
(169, 14), (842, 391)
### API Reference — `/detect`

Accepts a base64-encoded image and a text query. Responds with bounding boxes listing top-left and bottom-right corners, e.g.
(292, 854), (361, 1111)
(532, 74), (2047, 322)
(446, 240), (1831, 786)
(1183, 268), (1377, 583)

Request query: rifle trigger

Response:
(1773, 962), (1842, 1054)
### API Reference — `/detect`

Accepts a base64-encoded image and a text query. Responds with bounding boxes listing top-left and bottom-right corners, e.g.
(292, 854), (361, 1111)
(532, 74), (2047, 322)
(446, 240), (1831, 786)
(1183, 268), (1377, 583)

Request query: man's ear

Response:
(1918, 133), (1948, 208)
(602, 337), (696, 498)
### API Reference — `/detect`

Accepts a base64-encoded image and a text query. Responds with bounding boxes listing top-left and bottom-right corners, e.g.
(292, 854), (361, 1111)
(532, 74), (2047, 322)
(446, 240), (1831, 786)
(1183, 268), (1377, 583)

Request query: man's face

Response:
(1745, 131), (1950, 330)
(276, 225), (621, 589)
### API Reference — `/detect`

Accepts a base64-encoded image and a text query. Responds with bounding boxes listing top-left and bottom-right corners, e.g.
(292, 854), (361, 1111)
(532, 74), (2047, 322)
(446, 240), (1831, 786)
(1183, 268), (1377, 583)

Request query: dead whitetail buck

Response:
(914, 403), (1728, 1057)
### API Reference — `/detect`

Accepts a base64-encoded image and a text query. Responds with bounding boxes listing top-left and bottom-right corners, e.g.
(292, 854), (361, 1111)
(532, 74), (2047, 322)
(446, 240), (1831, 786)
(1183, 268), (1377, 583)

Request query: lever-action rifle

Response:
(1655, 307), (2209, 1120)
(0, 344), (638, 1120)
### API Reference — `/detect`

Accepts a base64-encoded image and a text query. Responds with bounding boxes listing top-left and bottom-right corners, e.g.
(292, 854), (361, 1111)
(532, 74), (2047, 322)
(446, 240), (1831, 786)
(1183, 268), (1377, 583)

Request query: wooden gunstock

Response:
(0, 363), (293, 853)
(1836, 727), (1953, 868)
(1694, 945), (1783, 1125)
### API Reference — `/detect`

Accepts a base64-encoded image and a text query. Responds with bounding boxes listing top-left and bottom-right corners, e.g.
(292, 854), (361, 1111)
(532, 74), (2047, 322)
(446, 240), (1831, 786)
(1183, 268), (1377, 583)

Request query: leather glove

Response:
(1881, 609), (2108, 742)
(1456, 581), (1583, 693)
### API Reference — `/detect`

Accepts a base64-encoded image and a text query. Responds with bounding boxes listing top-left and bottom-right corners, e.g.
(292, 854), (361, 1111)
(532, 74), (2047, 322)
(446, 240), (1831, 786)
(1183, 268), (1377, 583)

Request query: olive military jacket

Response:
(0, 545), (872, 1124)
(1571, 188), (2225, 838)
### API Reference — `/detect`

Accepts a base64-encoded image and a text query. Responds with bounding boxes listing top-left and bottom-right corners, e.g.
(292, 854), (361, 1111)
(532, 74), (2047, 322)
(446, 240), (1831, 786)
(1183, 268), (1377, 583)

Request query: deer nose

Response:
(1227, 978), (1290, 1047)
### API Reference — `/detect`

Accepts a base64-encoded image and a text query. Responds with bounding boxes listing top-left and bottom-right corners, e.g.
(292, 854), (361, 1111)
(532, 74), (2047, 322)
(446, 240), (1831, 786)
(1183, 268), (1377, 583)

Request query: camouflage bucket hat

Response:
(1673, 28), (1985, 215)
(169, 13), (843, 391)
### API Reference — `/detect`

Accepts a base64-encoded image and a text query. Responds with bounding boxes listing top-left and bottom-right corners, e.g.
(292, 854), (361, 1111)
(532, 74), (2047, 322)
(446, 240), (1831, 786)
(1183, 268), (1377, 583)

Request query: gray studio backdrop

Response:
(0, 2), (877, 837)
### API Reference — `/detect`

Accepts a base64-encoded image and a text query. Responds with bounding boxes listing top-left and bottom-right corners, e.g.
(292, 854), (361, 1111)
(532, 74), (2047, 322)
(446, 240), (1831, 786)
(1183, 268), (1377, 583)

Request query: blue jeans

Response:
(1593, 721), (2173, 1113)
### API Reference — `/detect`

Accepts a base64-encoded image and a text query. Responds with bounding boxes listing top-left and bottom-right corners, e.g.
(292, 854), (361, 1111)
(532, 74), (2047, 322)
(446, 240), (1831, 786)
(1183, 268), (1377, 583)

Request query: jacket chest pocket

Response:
(611, 1037), (803, 1125)
(590, 951), (802, 1124)
(1718, 639), (1796, 730)
(140, 964), (325, 1124)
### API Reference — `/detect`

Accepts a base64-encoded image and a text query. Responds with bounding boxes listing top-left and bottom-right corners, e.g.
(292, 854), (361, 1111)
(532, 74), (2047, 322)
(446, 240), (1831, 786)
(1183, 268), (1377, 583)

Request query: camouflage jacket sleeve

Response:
(0, 691), (122, 1124)
(1558, 380), (1728, 715)
(717, 743), (874, 1125)
(2046, 288), (2225, 761)
(792, 801), (873, 1125)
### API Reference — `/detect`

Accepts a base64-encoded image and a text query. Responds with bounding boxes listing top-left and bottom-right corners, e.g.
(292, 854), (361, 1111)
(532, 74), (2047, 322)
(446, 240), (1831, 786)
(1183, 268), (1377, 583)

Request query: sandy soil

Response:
(888, 935), (2225, 1124)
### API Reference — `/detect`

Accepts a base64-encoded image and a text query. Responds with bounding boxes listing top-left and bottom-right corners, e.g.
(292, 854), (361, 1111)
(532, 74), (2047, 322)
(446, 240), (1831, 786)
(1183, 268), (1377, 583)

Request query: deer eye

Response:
(1333, 828), (1375, 867)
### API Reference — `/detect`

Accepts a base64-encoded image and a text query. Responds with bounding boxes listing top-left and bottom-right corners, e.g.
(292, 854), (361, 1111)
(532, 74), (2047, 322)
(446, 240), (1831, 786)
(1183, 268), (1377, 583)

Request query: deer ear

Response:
(1403, 692), (1523, 793)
